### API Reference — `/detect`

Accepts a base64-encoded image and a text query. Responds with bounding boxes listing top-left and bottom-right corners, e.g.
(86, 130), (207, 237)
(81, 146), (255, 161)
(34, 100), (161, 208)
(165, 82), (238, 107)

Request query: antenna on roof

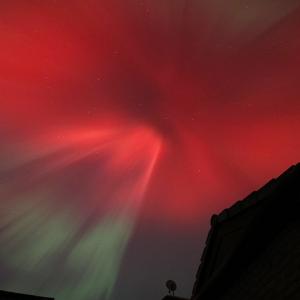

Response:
(166, 280), (177, 296)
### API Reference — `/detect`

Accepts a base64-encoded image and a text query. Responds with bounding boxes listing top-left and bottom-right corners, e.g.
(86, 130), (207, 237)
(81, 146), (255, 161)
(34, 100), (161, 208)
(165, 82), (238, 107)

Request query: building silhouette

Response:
(0, 290), (53, 300)
(164, 163), (300, 300)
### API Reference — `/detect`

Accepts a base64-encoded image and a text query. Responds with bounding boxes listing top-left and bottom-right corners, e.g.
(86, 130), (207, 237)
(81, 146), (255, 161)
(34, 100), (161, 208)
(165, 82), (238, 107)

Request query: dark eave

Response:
(192, 162), (300, 299)
(0, 290), (53, 300)
(162, 296), (189, 300)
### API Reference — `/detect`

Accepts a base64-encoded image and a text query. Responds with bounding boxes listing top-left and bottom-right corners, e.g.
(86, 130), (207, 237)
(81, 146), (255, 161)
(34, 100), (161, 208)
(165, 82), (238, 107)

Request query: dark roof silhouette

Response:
(162, 297), (187, 300)
(191, 162), (300, 299)
(0, 290), (53, 300)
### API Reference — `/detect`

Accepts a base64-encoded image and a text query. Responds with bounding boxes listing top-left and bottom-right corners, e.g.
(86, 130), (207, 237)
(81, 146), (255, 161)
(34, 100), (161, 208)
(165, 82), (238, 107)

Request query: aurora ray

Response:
(0, 125), (162, 300)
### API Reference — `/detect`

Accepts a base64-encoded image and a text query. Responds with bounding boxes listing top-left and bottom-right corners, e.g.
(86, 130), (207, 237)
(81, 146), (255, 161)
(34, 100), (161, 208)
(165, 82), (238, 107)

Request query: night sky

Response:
(1, 1), (300, 300)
